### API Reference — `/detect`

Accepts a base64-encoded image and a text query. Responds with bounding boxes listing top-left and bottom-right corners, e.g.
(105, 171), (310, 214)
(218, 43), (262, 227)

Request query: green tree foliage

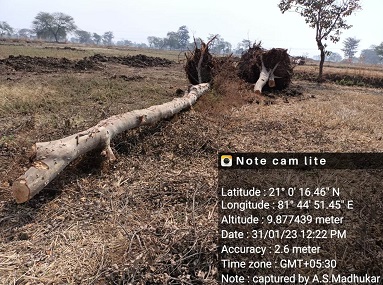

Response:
(166, 31), (180, 49)
(147, 36), (156, 48)
(279, 0), (361, 81)
(235, 39), (253, 54)
(147, 36), (165, 49)
(375, 42), (383, 60)
(147, 26), (190, 50)
(18, 28), (34, 38)
(164, 26), (191, 50)
(360, 48), (381, 64)
(208, 34), (232, 54)
(177, 25), (190, 49)
(116, 40), (147, 48)
(0, 21), (14, 37)
(102, 31), (114, 45)
(326, 51), (342, 62)
(92, 33), (102, 45)
(134, 42), (148, 48)
(116, 40), (133, 46)
(32, 12), (77, 42)
(341, 37), (360, 60)
(76, 30), (92, 44)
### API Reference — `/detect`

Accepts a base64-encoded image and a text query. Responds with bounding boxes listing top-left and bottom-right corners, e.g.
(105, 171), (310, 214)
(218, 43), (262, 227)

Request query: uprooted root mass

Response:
(237, 43), (293, 90)
(185, 42), (293, 92)
(184, 41), (214, 85)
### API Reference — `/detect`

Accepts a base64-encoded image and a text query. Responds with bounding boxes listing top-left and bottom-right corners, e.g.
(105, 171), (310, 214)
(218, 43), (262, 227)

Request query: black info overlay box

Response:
(218, 153), (383, 285)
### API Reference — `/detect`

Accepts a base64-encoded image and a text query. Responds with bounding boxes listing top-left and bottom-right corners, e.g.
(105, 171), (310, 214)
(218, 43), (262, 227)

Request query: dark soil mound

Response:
(0, 53), (173, 74)
(0, 55), (101, 73)
(89, 54), (173, 67)
(74, 58), (99, 70)
(44, 46), (85, 52)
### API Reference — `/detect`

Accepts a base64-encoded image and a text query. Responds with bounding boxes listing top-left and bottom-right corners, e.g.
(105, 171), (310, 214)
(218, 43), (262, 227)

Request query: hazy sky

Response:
(1, 0), (382, 57)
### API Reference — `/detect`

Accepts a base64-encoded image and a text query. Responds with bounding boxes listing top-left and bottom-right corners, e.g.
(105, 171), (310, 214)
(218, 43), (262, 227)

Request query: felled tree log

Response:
(12, 83), (210, 203)
(238, 43), (293, 94)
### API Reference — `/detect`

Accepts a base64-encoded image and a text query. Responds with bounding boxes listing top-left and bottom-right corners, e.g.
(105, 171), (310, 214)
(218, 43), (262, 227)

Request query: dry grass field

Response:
(295, 60), (383, 87)
(0, 41), (383, 284)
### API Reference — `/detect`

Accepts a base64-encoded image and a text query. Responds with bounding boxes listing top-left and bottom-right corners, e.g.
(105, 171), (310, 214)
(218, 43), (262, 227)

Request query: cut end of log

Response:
(12, 179), (31, 204)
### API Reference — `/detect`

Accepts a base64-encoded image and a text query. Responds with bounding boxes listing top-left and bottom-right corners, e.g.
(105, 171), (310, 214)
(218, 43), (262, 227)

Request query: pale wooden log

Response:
(254, 56), (280, 94)
(254, 65), (270, 94)
(12, 83), (210, 203)
(268, 62), (280, 88)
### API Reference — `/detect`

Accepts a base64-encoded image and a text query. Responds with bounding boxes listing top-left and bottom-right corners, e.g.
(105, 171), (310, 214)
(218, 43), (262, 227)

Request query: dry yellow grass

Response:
(1, 43), (383, 284)
(222, 82), (383, 152)
(0, 84), (59, 113)
(296, 62), (383, 79)
(294, 65), (383, 78)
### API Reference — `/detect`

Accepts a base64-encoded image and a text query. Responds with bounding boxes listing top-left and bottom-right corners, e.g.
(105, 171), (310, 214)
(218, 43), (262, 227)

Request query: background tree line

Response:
(1, 7), (383, 64)
(0, 12), (114, 46)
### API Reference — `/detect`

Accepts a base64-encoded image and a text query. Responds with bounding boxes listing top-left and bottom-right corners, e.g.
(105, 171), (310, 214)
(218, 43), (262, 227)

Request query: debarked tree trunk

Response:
(253, 56), (280, 94)
(12, 83), (210, 203)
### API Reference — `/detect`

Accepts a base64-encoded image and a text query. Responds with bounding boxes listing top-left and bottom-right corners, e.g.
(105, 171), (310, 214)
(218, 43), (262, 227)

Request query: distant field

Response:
(296, 61), (383, 78)
(2, 40), (382, 82)
(0, 41), (182, 61)
(294, 60), (383, 87)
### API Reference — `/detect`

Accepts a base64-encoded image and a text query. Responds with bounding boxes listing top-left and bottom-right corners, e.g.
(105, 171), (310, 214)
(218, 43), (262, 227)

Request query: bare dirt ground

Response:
(0, 42), (383, 284)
